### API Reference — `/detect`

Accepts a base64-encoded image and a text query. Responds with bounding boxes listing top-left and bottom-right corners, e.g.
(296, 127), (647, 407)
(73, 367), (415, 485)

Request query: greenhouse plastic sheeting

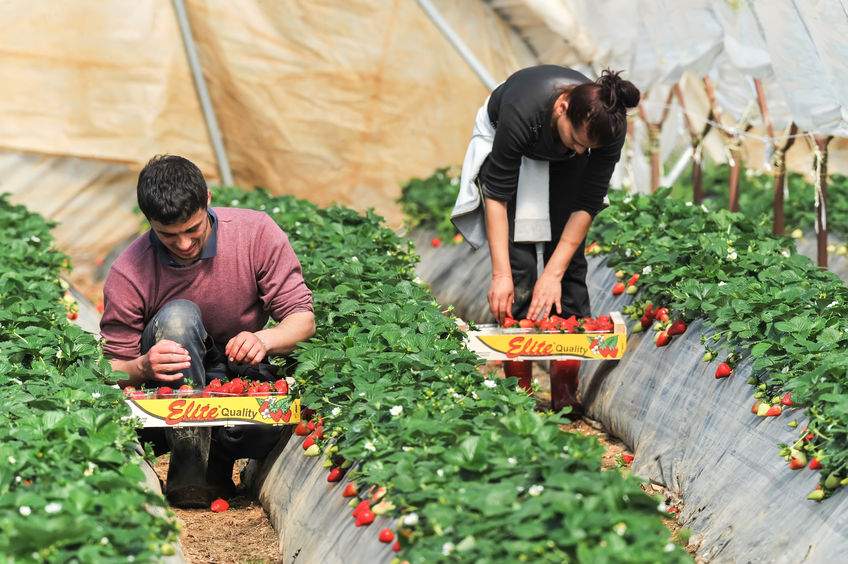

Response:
(794, 234), (848, 283)
(245, 430), (395, 564)
(414, 230), (848, 562)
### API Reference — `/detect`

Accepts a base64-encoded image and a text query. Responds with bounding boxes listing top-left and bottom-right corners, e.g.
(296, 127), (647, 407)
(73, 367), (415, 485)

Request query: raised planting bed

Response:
(0, 194), (179, 561)
(213, 186), (689, 562)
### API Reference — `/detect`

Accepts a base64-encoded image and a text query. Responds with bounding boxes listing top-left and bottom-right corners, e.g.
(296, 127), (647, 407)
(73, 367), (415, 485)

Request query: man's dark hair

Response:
(563, 69), (641, 147)
(137, 155), (208, 224)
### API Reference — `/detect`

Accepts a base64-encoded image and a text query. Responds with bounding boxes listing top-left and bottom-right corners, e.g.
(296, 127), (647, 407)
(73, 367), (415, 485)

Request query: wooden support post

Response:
(771, 123), (798, 235)
(814, 136), (832, 268)
(753, 79), (797, 235)
(703, 77), (746, 212)
(638, 88), (675, 192)
(673, 84), (713, 203)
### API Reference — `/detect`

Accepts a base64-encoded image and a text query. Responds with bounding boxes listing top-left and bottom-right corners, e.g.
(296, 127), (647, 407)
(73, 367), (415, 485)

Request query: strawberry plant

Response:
(398, 167), (462, 242)
(215, 187), (688, 561)
(592, 187), (848, 498)
(0, 195), (176, 560)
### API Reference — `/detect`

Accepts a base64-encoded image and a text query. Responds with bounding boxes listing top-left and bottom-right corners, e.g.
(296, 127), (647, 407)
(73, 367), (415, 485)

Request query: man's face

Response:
(150, 207), (211, 265)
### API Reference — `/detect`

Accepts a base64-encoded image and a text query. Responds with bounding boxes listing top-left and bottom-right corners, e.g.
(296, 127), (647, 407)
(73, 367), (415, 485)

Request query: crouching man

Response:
(101, 155), (315, 508)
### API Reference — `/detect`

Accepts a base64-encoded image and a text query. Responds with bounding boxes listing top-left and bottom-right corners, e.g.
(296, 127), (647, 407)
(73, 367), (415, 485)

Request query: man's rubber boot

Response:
(550, 360), (583, 417)
(164, 427), (213, 509)
(504, 360), (533, 391)
(206, 445), (238, 499)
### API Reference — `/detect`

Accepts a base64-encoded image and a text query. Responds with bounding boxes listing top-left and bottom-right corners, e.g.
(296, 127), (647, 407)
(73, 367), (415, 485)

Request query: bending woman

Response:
(451, 65), (640, 413)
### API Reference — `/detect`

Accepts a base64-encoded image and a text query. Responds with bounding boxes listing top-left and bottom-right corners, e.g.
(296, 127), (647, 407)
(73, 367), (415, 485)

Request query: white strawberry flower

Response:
(471, 391), (479, 400)
(100, 537), (110, 545)
(657, 501), (668, 512)
(436, 468), (444, 477)
(403, 512), (419, 526)
(351, 256), (359, 262)
(528, 484), (544, 496)
(642, 265), (652, 275)
(84, 462), (97, 476)
(613, 522), (627, 536)
(91, 392), (101, 399)
(507, 457), (517, 466)
(516, 486), (525, 493)
(826, 301), (838, 309)
(718, 281), (726, 287)
(14, 476), (21, 483)
(623, 196), (633, 204)
(8, 456), (16, 465)
(442, 542), (455, 556)
(483, 379), (496, 389)
(390, 405), (403, 416)
(285, 377), (296, 387)
(701, 204), (709, 213)
(19, 506), (31, 516)
(726, 251), (737, 261)
(272, 207), (280, 214)
(685, 201), (693, 207)
(30, 235), (41, 243)
(364, 440), (376, 452)
(781, 248), (791, 257)
(45, 502), (62, 514)
(331, 407), (341, 417)
(230, 199), (240, 206)
(450, 176), (460, 186)
(664, 543), (676, 553)
(625, 248), (632, 258)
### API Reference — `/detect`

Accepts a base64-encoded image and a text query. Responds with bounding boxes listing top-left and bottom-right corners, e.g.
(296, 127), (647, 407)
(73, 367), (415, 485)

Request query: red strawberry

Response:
(342, 483), (358, 497)
(655, 331), (670, 347)
(210, 498), (229, 513)
(274, 379), (289, 394)
(95, 300), (105, 314)
(805, 432), (815, 442)
(259, 400), (270, 412)
(156, 386), (174, 398)
(228, 378), (246, 395)
(66, 311), (78, 321)
(355, 509), (375, 527)
(352, 500), (371, 518)
(392, 540), (401, 553)
(789, 458), (806, 470)
(715, 363), (732, 379)
(130, 390), (148, 400)
(282, 410), (292, 423)
(654, 307), (670, 323)
(627, 273), (640, 287)
(178, 384), (193, 395)
(751, 400), (761, 414)
(369, 486), (388, 503)
(430, 237), (442, 248)
(327, 467), (344, 482)
(208, 378), (223, 388)
(307, 420), (316, 432)
(765, 405), (782, 417)
(809, 458), (823, 470)
(122, 386), (136, 397)
(621, 453), (634, 464)
(516, 318), (533, 329)
(612, 282), (625, 296)
(502, 317), (517, 328)
(453, 233), (463, 244)
(302, 436), (315, 450)
(379, 528), (395, 543)
(781, 392), (793, 407)
(294, 421), (310, 436)
(644, 303), (654, 319)
(640, 314), (653, 329)
(667, 320), (687, 336)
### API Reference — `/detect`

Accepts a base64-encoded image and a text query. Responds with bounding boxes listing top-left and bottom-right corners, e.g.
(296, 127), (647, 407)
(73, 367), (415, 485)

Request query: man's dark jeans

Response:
(137, 299), (287, 504)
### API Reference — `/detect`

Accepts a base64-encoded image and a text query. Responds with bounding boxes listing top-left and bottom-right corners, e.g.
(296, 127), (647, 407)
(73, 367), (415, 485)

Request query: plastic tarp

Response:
(413, 231), (848, 561)
(0, 0), (536, 228)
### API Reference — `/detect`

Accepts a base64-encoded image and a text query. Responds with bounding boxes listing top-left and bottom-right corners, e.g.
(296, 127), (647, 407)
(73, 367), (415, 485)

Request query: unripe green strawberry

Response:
(615, 270), (625, 279)
(625, 285), (638, 295)
(824, 473), (841, 490)
(807, 489), (825, 501)
(630, 321), (644, 333)
(702, 351), (713, 362)
(756, 402), (770, 416)
(788, 420), (798, 428)
(304, 444), (321, 457)
(322, 458), (334, 468)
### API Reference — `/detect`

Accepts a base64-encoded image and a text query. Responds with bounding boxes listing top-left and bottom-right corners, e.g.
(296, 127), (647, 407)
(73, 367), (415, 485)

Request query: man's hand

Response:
(225, 331), (268, 365)
(528, 273), (562, 321)
(488, 274), (514, 324)
(142, 339), (191, 383)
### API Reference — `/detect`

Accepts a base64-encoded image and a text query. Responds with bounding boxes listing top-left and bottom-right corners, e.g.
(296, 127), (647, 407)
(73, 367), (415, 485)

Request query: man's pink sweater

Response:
(100, 207), (313, 361)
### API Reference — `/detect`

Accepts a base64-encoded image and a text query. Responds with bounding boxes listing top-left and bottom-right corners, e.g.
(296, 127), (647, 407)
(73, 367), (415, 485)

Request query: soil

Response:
(153, 456), (281, 564)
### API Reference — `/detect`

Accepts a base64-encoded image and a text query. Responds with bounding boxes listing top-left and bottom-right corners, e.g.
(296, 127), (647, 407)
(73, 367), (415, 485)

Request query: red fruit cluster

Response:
(501, 315), (613, 333)
(123, 377), (290, 399)
(352, 500), (375, 527)
(210, 498), (229, 513)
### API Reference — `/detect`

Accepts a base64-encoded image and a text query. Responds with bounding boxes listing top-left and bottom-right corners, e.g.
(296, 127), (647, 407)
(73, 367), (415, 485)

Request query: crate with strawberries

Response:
(123, 376), (300, 428)
(463, 312), (627, 361)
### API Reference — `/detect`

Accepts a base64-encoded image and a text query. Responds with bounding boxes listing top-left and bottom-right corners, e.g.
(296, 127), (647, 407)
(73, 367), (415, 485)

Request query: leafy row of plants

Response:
(213, 187), (688, 562)
(590, 188), (848, 499)
(398, 167), (462, 243)
(671, 162), (848, 242)
(0, 194), (177, 560)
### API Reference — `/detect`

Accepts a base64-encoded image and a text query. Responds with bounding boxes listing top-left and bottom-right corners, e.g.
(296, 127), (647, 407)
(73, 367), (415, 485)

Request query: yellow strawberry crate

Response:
(463, 311), (627, 361)
(126, 394), (301, 428)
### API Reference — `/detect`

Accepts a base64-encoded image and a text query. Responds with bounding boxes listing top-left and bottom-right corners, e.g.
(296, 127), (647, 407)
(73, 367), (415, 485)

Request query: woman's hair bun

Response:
(597, 69), (640, 111)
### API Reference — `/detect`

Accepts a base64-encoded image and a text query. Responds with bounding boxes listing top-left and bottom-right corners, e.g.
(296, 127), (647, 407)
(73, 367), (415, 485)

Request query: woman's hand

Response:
(488, 274), (514, 324)
(528, 273), (562, 321)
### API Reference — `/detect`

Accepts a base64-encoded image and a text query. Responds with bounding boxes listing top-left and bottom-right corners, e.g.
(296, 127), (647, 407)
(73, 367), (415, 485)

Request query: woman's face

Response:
(554, 95), (597, 155)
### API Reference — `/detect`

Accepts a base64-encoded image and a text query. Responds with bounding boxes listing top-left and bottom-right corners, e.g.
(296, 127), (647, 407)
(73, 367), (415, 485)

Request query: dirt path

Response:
(153, 456), (281, 563)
